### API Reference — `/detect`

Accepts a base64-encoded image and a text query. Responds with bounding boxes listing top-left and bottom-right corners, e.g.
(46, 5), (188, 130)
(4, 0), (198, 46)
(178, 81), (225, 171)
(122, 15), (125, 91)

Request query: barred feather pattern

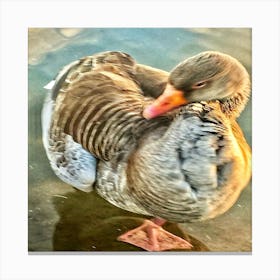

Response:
(50, 52), (169, 162)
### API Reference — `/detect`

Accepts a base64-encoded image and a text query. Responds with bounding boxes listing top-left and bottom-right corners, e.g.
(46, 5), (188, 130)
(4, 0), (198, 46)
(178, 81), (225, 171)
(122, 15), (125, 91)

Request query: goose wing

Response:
(42, 52), (171, 192)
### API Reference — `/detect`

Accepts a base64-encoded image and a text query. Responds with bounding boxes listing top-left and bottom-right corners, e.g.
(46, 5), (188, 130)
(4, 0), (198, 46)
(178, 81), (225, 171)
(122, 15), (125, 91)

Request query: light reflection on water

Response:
(28, 28), (251, 252)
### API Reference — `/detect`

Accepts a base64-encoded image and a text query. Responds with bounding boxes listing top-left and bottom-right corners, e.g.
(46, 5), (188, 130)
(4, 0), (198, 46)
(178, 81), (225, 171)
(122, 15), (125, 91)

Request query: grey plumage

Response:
(42, 51), (251, 223)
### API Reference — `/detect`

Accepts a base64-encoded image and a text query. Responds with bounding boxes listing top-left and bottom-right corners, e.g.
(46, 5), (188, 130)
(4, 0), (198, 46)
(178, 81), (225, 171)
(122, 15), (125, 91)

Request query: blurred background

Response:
(28, 28), (251, 252)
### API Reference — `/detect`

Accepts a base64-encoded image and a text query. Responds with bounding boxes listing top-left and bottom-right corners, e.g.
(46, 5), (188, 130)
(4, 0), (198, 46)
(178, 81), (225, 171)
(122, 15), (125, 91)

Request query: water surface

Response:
(28, 28), (252, 252)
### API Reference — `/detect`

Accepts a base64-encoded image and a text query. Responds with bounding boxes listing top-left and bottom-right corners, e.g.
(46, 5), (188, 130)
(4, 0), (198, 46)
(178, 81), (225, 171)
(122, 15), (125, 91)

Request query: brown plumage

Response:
(42, 51), (251, 250)
(50, 52), (169, 162)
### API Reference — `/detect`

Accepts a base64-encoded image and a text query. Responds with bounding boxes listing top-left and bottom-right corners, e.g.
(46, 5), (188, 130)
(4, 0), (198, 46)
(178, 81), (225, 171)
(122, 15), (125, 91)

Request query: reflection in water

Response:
(52, 190), (209, 251)
(28, 28), (251, 252)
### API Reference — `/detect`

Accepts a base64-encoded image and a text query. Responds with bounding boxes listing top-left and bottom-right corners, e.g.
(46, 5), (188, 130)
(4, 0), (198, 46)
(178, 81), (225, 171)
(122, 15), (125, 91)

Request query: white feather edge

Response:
(43, 80), (56, 90)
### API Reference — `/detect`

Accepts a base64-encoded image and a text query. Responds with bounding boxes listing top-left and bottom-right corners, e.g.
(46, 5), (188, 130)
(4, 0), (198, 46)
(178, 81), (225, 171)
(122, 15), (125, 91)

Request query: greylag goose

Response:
(42, 51), (251, 251)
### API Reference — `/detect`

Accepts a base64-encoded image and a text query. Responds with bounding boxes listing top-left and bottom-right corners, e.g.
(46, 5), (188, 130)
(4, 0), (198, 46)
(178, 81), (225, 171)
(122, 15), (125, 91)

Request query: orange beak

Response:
(143, 83), (189, 119)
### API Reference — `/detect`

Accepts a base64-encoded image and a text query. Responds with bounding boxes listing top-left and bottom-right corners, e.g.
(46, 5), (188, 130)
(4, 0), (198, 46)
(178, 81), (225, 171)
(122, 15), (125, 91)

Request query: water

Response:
(28, 28), (252, 252)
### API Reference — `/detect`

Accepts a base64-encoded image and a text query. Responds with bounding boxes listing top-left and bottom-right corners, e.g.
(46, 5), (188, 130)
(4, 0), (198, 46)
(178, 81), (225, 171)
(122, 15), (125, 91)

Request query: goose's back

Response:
(50, 52), (163, 162)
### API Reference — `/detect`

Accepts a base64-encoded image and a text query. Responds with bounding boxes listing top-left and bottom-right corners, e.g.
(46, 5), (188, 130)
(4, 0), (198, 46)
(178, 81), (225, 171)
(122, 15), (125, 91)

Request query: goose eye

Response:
(192, 81), (207, 89)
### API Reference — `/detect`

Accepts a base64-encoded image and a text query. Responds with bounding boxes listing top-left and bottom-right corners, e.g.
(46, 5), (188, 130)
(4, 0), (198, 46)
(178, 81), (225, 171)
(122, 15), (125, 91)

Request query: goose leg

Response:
(117, 218), (193, 251)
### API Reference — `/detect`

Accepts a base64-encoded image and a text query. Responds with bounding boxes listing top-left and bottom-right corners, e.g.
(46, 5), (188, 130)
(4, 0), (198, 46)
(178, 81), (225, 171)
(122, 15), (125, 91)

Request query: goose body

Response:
(42, 51), (251, 250)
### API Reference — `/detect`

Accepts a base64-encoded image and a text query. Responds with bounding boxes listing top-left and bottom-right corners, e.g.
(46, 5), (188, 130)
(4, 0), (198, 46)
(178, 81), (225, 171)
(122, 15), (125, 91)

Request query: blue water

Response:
(28, 28), (251, 252)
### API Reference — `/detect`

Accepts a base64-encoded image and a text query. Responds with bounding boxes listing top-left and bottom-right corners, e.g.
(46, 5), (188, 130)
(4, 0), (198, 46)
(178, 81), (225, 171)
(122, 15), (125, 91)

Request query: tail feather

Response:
(41, 90), (97, 192)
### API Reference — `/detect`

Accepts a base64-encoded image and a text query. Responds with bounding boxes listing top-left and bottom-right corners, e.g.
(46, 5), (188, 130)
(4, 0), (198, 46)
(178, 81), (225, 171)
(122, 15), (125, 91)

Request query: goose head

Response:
(143, 51), (251, 119)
